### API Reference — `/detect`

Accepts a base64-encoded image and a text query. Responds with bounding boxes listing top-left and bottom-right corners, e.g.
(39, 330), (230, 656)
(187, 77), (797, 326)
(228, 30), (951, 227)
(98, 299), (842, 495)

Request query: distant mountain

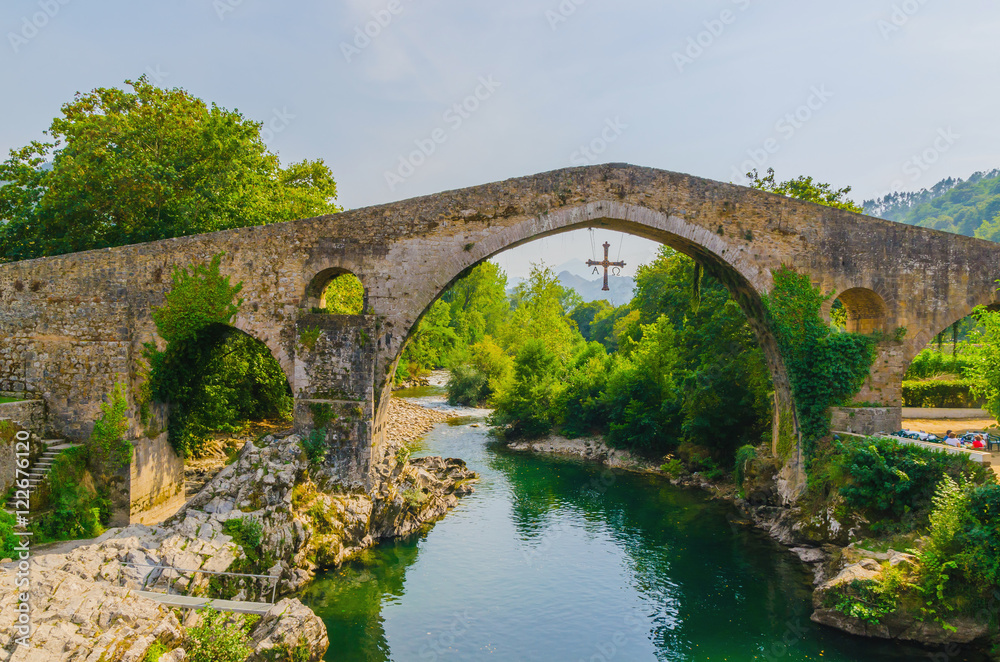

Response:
(557, 270), (634, 304)
(552, 258), (596, 279)
(864, 169), (1000, 239)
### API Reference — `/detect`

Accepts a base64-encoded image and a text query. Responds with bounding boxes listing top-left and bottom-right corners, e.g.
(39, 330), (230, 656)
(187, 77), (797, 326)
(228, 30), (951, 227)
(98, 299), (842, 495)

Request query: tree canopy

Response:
(0, 76), (340, 261)
(747, 168), (864, 213)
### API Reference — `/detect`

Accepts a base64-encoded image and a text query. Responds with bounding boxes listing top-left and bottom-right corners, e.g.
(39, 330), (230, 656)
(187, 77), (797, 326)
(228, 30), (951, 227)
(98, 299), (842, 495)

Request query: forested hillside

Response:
(863, 169), (1000, 239)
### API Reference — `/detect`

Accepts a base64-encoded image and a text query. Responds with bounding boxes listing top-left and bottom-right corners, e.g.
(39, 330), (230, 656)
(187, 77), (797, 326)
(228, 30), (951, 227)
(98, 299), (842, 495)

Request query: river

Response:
(300, 389), (986, 661)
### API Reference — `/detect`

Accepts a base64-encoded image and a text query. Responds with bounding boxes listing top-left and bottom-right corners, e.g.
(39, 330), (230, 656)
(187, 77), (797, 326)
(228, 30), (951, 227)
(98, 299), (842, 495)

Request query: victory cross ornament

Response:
(588, 241), (626, 291)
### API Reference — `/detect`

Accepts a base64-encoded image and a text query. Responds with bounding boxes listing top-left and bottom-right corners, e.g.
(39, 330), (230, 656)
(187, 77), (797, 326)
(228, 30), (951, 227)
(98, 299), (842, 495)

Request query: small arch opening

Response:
(830, 288), (887, 334)
(305, 268), (365, 314)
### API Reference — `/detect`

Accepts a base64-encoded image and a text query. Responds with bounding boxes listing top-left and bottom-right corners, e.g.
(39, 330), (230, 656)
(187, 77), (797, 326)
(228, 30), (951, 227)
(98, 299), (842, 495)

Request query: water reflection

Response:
(301, 413), (988, 662)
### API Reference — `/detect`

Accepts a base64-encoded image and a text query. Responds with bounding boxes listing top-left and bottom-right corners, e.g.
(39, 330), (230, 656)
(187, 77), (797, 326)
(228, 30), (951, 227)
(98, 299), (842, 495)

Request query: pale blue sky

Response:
(2, 0), (998, 277)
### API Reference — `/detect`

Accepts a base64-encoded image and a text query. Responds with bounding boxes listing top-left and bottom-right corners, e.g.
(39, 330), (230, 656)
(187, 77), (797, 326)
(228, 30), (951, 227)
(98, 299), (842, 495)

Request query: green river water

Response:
(300, 391), (987, 661)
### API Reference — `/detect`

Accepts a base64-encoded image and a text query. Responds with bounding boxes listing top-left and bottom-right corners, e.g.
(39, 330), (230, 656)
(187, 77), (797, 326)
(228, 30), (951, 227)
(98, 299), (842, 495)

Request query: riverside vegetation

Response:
(2, 75), (1000, 655)
(397, 170), (1000, 652)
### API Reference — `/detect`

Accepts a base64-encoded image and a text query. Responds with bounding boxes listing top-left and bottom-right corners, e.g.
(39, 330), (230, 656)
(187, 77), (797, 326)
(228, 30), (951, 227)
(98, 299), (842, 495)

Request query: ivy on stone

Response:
(763, 267), (878, 461)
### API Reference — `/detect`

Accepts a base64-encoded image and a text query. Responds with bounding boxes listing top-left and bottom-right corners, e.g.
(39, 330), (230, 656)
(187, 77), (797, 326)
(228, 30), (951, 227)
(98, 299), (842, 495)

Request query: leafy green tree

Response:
(964, 307), (1000, 418)
(90, 382), (133, 479)
(0, 76), (340, 261)
(568, 299), (611, 341)
(588, 304), (632, 351)
(630, 248), (772, 455)
(396, 263), (509, 381)
(324, 274), (364, 314)
(747, 168), (864, 213)
(555, 342), (611, 438)
(602, 316), (681, 453)
(441, 262), (510, 347)
(488, 339), (564, 438)
(147, 254), (290, 456)
(397, 299), (459, 380)
(501, 263), (585, 360)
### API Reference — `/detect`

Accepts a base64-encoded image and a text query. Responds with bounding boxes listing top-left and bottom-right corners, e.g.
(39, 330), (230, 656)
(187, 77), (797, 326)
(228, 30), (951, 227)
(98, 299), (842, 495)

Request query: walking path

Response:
(133, 590), (273, 615)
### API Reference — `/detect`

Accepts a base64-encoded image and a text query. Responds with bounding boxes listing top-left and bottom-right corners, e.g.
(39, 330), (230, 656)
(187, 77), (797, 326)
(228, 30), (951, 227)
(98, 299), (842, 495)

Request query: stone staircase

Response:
(4, 441), (79, 513)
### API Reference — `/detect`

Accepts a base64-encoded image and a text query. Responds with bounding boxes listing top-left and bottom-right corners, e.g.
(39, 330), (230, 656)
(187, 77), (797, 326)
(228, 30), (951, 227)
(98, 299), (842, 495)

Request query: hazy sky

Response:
(2, 0), (998, 278)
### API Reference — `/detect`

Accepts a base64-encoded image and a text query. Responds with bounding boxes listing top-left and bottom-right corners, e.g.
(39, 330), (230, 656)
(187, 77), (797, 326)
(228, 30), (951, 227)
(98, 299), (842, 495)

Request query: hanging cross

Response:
(587, 241), (626, 291)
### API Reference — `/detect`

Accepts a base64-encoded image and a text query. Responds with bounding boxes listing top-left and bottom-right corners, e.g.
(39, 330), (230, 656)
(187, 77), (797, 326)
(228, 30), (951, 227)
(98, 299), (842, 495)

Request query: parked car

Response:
(960, 432), (990, 445)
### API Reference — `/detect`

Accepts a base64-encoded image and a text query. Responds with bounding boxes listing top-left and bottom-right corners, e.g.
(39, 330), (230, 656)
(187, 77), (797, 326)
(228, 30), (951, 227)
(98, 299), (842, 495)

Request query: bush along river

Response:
(300, 388), (988, 661)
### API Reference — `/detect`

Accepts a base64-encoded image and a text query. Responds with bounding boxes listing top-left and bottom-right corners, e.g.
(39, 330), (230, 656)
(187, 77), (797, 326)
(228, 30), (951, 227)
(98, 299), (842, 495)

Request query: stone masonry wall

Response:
(830, 407), (902, 436)
(0, 165), (997, 495)
(293, 314), (377, 487)
(129, 431), (186, 525)
(0, 399), (47, 436)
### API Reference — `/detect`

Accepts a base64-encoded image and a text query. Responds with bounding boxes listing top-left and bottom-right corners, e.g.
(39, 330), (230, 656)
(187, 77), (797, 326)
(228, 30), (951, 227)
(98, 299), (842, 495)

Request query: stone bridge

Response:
(1, 164), (998, 513)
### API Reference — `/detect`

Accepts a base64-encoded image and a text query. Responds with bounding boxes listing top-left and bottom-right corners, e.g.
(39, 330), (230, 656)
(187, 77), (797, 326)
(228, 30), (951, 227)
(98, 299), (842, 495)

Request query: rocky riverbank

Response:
(386, 397), (456, 445)
(1, 407), (477, 661)
(505, 434), (721, 492)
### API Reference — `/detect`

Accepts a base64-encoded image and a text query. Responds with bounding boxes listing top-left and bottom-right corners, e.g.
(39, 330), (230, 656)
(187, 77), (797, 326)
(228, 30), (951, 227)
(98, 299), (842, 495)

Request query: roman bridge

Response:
(1, 164), (998, 512)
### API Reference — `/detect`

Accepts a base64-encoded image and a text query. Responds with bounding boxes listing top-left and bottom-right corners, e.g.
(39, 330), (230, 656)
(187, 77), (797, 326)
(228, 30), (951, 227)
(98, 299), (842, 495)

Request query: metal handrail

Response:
(119, 561), (280, 604)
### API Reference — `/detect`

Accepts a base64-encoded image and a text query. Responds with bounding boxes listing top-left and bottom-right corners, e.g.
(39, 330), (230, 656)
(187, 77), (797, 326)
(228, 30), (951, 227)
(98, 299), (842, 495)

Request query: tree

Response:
(965, 308), (1000, 419)
(502, 263), (585, 359)
(747, 168), (864, 213)
(146, 254), (290, 456)
(568, 299), (611, 341)
(0, 76), (340, 261)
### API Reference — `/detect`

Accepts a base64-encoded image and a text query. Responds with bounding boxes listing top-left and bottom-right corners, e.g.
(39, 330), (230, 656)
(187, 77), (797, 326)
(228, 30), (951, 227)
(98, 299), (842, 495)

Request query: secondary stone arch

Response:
(830, 287), (890, 334)
(231, 316), (295, 387)
(303, 267), (368, 313)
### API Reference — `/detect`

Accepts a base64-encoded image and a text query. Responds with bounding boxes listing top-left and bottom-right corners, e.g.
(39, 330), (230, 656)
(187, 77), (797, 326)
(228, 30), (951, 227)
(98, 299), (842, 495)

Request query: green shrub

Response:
(0, 511), (18, 558)
(186, 606), (256, 662)
(447, 364), (490, 406)
(143, 641), (169, 662)
(836, 436), (993, 531)
(30, 446), (109, 542)
(733, 445), (757, 488)
(222, 517), (264, 562)
(300, 429), (327, 465)
(904, 349), (972, 380)
(660, 458), (685, 478)
(953, 483), (1000, 600)
(901, 379), (981, 408)
(91, 382), (134, 478)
